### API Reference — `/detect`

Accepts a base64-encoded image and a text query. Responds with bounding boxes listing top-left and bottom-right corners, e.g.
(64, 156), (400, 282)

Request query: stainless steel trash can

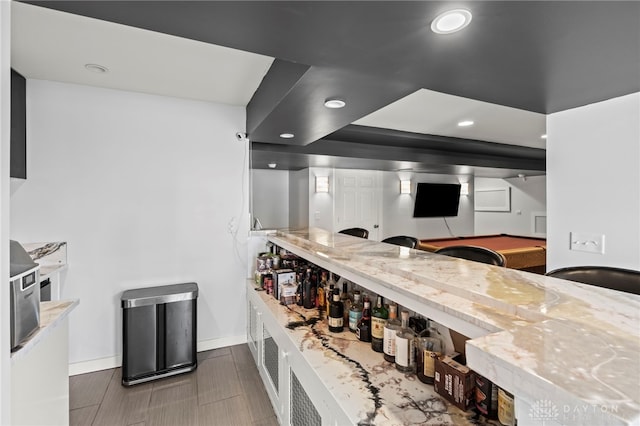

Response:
(121, 282), (198, 386)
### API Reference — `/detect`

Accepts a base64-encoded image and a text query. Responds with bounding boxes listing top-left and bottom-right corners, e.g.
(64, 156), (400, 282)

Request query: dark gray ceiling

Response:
(25, 1), (640, 175)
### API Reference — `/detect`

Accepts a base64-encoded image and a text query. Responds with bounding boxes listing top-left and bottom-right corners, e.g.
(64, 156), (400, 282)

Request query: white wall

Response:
(10, 80), (249, 369)
(251, 169), (289, 229)
(288, 168), (309, 229)
(381, 172), (474, 240)
(1, 1), (12, 421)
(309, 167), (335, 232)
(474, 176), (546, 236)
(547, 92), (640, 271)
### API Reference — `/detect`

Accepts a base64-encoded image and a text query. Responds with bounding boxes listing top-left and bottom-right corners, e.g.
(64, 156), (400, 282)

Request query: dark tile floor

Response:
(69, 344), (278, 426)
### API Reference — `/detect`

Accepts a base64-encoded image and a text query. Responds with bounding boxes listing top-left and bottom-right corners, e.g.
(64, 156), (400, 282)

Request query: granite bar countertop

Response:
(268, 228), (640, 425)
(249, 280), (497, 426)
(11, 300), (79, 362)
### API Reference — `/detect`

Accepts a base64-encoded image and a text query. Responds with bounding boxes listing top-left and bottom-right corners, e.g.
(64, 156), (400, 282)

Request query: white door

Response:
(334, 170), (382, 240)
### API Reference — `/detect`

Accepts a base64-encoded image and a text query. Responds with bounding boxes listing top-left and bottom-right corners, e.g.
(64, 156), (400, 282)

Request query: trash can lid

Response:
(121, 282), (198, 308)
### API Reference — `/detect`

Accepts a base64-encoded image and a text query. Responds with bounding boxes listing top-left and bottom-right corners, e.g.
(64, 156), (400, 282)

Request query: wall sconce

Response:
(460, 182), (469, 196)
(400, 180), (411, 194)
(315, 176), (329, 193)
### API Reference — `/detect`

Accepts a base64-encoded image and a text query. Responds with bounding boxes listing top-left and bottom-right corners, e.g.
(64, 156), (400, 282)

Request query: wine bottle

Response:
(395, 311), (416, 373)
(328, 289), (344, 332)
(348, 291), (363, 332)
(371, 296), (388, 353)
(302, 268), (316, 309)
(356, 298), (372, 342)
(383, 304), (401, 363)
(340, 282), (351, 324)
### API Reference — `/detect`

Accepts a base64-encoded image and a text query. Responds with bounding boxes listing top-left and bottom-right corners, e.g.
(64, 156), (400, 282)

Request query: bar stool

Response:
(546, 266), (640, 295)
(435, 245), (506, 266)
(338, 228), (369, 239)
(381, 235), (419, 249)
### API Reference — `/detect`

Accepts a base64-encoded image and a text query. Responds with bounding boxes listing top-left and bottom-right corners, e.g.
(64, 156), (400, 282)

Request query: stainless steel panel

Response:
(122, 304), (157, 379)
(165, 299), (196, 369)
(10, 267), (40, 350)
(121, 282), (198, 308)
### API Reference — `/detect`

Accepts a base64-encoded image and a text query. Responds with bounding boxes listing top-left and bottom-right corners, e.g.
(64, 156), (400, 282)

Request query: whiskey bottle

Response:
(317, 270), (327, 313)
(371, 296), (388, 353)
(328, 289), (344, 333)
(395, 311), (416, 373)
(356, 298), (372, 342)
(383, 304), (401, 363)
(415, 320), (443, 384)
(348, 291), (363, 332)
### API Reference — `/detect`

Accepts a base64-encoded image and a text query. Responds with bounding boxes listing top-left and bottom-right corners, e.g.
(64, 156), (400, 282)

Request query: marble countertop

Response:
(22, 242), (67, 278)
(250, 281), (496, 426)
(11, 299), (79, 362)
(268, 228), (640, 425)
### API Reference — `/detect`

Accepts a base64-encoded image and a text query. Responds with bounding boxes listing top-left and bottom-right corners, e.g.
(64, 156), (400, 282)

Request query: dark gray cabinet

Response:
(11, 69), (26, 179)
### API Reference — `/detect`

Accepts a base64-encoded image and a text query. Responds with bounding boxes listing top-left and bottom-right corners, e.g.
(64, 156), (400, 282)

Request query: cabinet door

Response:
(11, 69), (26, 179)
(247, 299), (260, 364)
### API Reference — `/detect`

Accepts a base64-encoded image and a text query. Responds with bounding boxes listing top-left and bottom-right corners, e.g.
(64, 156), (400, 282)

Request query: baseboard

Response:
(196, 334), (247, 352)
(68, 334), (248, 376)
(69, 355), (122, 376)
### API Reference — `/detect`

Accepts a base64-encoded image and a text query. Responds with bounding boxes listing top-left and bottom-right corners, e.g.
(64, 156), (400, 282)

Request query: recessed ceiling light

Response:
(541, 134), (547, 139)
(457, 120), (474, 127)
(268, 163), (277, 169)
(431, 9), (473, 34)
(324, 99), (346, 109)
(85, 63), (109, 74)
(279, 133), (295, 139)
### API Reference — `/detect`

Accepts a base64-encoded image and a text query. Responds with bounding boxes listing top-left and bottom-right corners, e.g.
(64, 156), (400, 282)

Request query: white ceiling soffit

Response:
(11, 2), (274, 106)
(355, 89), (547, 149)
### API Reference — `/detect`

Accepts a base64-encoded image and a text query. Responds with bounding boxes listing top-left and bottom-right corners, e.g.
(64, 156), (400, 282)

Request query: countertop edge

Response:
(11, 299), (79, 363)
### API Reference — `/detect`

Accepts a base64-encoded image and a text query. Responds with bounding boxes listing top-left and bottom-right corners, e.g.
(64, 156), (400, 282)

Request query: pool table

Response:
(418, 234), (547, 273)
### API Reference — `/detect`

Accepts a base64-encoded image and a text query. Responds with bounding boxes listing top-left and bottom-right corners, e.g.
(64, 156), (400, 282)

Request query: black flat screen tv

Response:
(413, 183), (461, 217)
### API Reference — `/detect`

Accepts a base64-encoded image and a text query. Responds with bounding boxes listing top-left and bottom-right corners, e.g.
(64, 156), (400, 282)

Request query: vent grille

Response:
(263, 327), (279, 391)
(290, 371), (321, 426)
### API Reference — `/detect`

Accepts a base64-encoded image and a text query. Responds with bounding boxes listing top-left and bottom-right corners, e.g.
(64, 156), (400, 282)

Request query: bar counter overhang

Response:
(266, 228), (640, 426)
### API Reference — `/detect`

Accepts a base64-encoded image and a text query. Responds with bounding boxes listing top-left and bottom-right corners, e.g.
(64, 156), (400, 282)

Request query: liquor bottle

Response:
(296, 270), (304, 306)
(317, 270), (327, 314)
(395, 311), (416, 373)
(497, 388), (516, 426)
(415, 320), (443, 384)
(325, 273), (336, 312)
(348, 290), (363, 332)
(371, 296), (388, 353)
(340, 282), (352, 324)
(302, 268), (316, 309)
(383, 304), (401, 363)
(328, 289), (344, 333)
(356, 297), (372, 342)
(325, 283), (335, 322)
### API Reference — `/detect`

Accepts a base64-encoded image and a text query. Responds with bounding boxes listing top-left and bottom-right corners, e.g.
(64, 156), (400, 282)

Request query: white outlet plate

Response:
(570, 232), (605, 254)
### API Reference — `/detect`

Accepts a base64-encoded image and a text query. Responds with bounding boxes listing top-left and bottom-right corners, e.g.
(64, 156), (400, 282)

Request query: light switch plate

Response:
(570, 232), (605, 254)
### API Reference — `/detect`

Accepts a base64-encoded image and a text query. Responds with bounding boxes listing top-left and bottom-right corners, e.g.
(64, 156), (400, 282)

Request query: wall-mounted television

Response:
(413, 182), (461, 217)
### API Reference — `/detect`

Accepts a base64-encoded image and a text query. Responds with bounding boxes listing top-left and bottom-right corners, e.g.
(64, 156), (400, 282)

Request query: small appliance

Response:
(10, 240), (40, 351)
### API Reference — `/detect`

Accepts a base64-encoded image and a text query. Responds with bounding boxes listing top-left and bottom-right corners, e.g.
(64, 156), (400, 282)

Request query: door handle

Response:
(373, 224), (379, 229)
